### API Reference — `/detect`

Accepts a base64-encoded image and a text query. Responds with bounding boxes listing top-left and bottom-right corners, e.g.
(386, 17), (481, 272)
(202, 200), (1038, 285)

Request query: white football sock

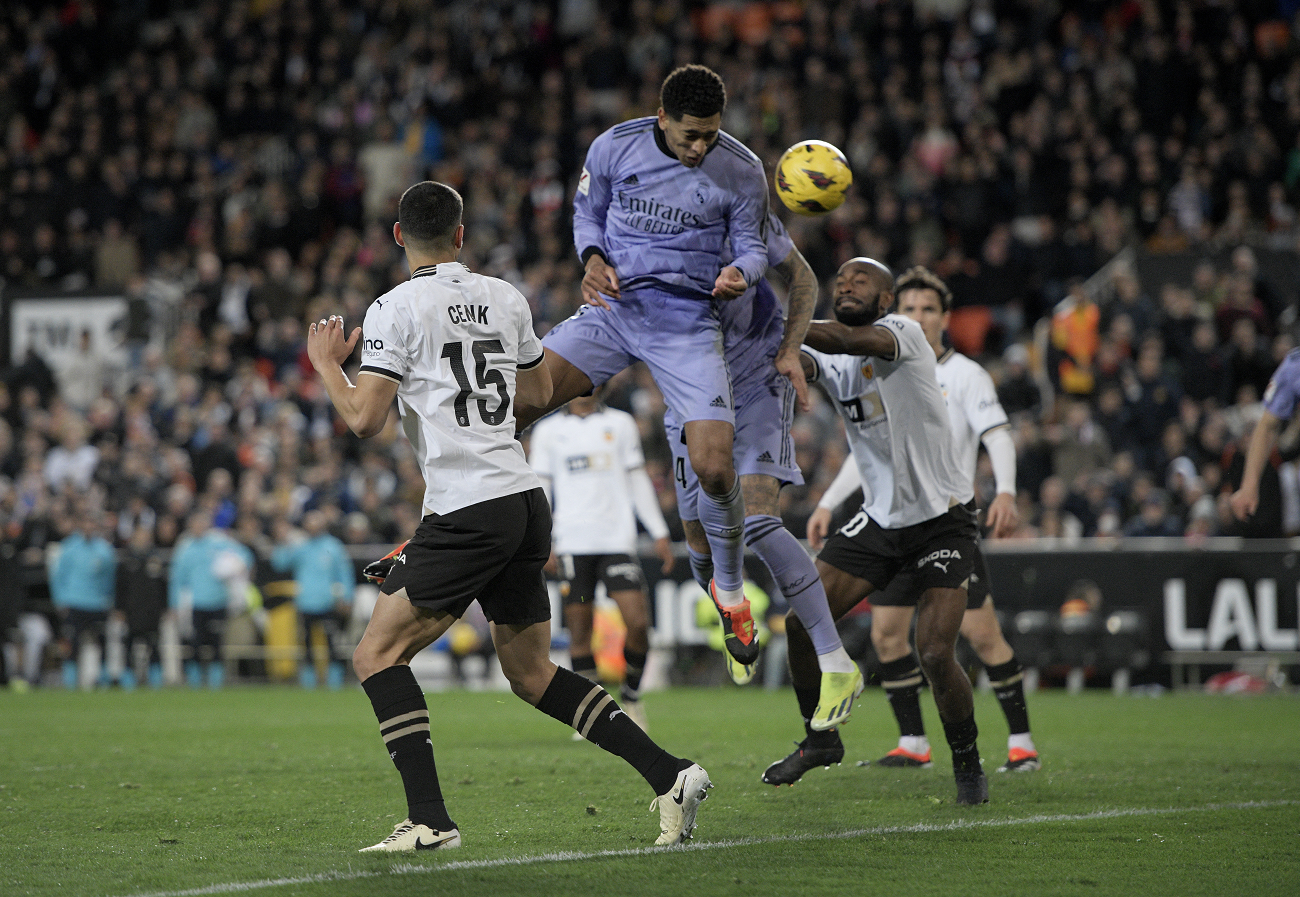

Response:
(817, 646), (857, 674)
(1008, 732), (1036, 753)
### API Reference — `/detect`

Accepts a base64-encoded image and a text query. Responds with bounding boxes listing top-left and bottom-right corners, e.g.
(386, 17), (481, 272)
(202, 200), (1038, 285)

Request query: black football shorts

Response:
(870, 537), (992, 609)
(817, 501), (979, 602)
(381, 487), (552, 626)
(558, 553), (645, 607)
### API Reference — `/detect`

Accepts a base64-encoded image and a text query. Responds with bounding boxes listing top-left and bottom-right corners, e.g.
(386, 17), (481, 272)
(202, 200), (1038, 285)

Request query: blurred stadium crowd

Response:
(4, 0), (1300, 636)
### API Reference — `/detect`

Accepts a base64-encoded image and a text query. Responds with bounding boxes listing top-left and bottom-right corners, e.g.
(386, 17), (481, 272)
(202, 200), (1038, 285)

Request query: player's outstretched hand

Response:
(806, 506), (832, 551)
(307, 315), (361, 371)
(712, 265), (748, 300)
(1229, 485), (1259, 521)
(581, 256), (619, 309)
(653, 536), (675, 574)
(985, 492), (1019, 539)
(774, 347), (811, 412)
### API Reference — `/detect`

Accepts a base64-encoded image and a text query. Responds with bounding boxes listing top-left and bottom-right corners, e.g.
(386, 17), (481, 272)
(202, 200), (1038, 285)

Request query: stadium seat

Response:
(1055, 611), (1102, 693)
(1099, 610), (1150, 694)
(1010, 610), (1054, 672)
(947, 306), (993, 356)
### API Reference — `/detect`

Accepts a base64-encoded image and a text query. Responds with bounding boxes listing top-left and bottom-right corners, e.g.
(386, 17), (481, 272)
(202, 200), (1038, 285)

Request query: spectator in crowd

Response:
(1103, 266), (1158, 341)
(1048, 282), (1101, 399)
(1181, 320), (1231, 406)
(271, 508), (355, 689)
(167, 508), (253, 689)
(3, 0), (1300, 626)
(1216, 272), (1273, 345)
(1123, 337), (1183, 472)
(43, 416), (99, 493)
(0, 539), (22, 690)
(1048, 399), (1112, 487)
(1094, 382), (1134, 460)
(59, 329), (112, 413)
(1225, 317), (1277, 403)
(995, 344), (1041, 419)
(1034, 475), (1083, 542)
(49, 512), (117, 689)
(114, 522), (169, 689)
(1122, 488), (1183, 538)
(1011, 416), (1053, 504)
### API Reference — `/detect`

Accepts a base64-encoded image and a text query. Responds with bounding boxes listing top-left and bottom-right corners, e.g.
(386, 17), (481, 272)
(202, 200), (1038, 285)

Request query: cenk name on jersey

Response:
(448, 304), (489, 325)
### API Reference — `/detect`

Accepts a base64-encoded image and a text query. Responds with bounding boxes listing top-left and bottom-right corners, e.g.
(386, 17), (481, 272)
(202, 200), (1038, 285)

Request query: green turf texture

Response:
(1, 684), (1297, 897)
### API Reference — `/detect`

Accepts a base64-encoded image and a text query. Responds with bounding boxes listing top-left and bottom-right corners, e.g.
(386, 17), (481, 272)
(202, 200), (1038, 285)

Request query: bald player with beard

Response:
(762, 258), (988, 806)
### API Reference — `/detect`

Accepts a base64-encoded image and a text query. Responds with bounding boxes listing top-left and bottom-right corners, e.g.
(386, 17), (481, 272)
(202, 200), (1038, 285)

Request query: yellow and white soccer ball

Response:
(774, 140), (852, 215)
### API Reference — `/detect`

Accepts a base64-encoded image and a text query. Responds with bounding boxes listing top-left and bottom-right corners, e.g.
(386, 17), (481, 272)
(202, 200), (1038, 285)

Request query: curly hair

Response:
(893, 265), (953, 312)
(660, 64), (727, 120)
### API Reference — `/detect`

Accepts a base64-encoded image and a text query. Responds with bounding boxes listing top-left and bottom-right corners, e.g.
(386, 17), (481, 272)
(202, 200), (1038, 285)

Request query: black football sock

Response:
(943, 713), (982, 779)
(880, 656), (927, 738)
(796, 684), (841, 746)
(362, 665), (454, 830)
(985, 657), (1032, 736)
(571, 653), (599, 680)
(621, 647), (647, 701)
(536, 665), (688, 795)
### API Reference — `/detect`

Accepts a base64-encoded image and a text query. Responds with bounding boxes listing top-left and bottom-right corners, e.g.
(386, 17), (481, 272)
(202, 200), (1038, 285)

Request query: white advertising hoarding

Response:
(8, 296), (129, 380)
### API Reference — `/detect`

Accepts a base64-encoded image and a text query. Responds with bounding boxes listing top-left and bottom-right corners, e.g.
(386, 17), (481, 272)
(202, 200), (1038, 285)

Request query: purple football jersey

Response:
(1263, 348), (1300, 420)
(573, 116), (770, 299)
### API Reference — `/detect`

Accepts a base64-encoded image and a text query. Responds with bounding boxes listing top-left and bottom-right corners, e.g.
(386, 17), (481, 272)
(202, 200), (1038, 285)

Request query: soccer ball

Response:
(774, 140), (852, 215)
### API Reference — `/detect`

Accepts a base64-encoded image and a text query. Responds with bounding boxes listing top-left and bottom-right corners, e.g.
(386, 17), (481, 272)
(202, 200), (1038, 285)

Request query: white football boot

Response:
(650, 763), (712, 846)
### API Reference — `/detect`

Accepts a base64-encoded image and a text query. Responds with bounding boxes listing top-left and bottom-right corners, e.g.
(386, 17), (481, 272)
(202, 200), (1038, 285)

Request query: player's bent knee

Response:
(916, 643), (957, 675)
(965, 629), (1004, 657)
(872, 629), (911, 660)
(352, 644), (383, 682)
(502, 658), (559, 706)
(687, 441), (735, 495)
(694, 466), (734, 496)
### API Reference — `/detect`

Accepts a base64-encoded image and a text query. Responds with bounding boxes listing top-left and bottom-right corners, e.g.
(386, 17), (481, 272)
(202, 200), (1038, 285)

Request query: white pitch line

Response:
(115, 799), (1298, 897)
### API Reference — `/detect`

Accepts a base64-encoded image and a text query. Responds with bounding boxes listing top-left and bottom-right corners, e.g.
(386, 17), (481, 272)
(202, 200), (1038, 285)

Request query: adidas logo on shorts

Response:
(709, 395), (728, 408)
(757, 451), (774, 462)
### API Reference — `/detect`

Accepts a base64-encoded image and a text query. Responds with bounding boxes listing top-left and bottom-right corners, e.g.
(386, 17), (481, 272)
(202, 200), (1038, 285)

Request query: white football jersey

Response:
(359, 262), (544, 516)
(804, 313), (972, 528)
(529, 405), (648, 555)
(935, 348), (1010, 480)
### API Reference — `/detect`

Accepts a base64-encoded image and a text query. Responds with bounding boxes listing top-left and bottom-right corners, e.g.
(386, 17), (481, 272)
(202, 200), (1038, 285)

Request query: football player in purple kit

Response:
(1231, 347), (1300, 525)
(663, 209), (864, 730)
(516, 65), (770, 671)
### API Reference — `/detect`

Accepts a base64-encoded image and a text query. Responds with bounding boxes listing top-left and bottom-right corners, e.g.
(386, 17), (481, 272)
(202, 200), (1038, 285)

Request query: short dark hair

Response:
(894, 265), (953, 312)
(398, 181), (463, 250)
(660, 65), (726, 120)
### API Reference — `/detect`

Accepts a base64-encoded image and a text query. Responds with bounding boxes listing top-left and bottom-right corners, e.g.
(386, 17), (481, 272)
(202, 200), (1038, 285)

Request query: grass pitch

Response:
(1, 682), (1297, 897)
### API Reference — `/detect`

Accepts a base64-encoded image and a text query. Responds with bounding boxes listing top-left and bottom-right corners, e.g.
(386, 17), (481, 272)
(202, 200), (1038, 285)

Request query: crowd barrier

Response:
(628, 537), (1300, 689)
(13, 537), (1300, 689)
